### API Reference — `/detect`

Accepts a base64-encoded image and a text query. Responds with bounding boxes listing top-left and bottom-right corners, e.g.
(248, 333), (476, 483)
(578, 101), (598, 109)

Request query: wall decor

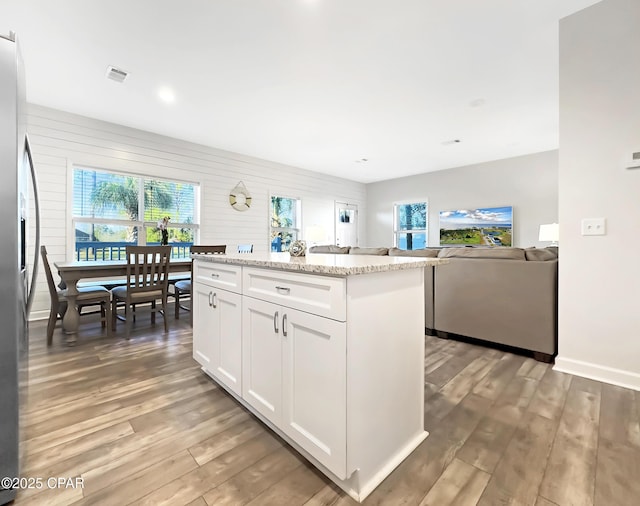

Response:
(229, 181), (252, 211)
(439, 206), (513, 246)
(289, 240), (307, 257)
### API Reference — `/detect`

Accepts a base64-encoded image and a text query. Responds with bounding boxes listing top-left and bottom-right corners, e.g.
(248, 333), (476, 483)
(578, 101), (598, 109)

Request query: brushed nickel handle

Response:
(275, 286), (291, 294)
(208, 291), (213, 307)
(282, 313), (288, 337)
(210, 273), (220, 278)
(274, 311), (279, 333)
(212, 292), (217, 309)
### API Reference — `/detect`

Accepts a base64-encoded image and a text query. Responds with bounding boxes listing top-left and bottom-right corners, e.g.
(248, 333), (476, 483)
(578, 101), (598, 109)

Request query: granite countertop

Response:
(192, 252), (448, 276)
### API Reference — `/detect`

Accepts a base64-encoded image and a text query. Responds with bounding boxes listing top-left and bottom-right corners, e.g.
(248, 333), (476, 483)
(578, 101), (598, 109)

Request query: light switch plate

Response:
(581, 218), (606, 236)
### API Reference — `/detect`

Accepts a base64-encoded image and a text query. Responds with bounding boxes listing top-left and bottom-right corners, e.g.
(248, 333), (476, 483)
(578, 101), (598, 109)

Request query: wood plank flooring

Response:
(13, 309), (640, 505)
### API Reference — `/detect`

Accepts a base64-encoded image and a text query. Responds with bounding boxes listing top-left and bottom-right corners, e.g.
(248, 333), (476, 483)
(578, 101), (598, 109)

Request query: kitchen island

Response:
(191, 252), (447, 501)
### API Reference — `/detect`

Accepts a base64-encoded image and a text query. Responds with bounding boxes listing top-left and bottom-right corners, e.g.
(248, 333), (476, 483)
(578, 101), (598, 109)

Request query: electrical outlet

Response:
(581, 218), (606, 236)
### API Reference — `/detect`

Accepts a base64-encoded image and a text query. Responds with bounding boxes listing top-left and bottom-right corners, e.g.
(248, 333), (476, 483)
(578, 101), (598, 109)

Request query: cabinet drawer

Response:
(243, 267), (346, 321)
(194, 261), (242, 294)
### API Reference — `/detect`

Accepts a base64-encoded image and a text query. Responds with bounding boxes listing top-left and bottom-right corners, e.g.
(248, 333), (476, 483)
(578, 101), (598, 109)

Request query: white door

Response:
(210, 288), (243, 396)
(242, 297), (283, 425)
(192, 284), (215, 369)
(335, 202), (358, 247)
(282, 309), (347, 479)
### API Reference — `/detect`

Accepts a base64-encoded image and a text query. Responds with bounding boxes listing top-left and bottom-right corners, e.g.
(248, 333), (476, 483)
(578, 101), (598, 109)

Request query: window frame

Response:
(68, 163), (200, 260)
(269, 194), (302, 252)
(393, 200), (428, 250)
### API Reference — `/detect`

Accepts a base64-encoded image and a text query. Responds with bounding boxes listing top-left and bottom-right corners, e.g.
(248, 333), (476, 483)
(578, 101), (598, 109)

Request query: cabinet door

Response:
(282, 310), (347, 479)
(210, 289), (242, 396)
(192, 283), (215, 369)
(242, 297), (282, 425)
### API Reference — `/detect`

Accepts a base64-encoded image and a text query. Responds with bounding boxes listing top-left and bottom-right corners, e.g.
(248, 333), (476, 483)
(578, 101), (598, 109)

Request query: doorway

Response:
(335, 202), (358, 247)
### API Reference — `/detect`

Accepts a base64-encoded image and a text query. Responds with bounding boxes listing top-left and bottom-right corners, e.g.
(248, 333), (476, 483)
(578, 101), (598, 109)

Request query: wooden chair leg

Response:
(105, 300), (112, 338)
(124, 303), (131, 339)
(112, 297), (118, 330)
(100, 304), (106, 328)
(162, 297), (169, 332)
(47, 303), (58, 346)
(151, 300), (156, 324)
(175, 290), (180, 319)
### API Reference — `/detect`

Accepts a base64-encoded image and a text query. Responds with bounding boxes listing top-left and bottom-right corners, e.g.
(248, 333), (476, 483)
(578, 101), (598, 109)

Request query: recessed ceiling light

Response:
(157, 87), (176, 104)
(441, 139), (461, 146)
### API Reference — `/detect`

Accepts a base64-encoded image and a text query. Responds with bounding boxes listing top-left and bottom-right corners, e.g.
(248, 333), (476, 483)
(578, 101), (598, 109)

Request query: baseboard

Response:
(554, 356), (640, 392)
(29, 310), (49, 322)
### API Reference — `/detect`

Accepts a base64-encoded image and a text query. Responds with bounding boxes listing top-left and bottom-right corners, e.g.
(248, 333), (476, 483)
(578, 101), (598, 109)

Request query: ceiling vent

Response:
(105, 65), (129, 83)
(627, 152), (640, 170)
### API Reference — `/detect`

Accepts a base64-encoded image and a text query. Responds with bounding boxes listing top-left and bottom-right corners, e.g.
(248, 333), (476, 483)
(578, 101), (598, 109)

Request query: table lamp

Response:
(538, 223), (559, 246)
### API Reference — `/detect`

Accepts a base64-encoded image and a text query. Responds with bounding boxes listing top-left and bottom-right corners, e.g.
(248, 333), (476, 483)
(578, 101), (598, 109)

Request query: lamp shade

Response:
(538, 223), (559, 243)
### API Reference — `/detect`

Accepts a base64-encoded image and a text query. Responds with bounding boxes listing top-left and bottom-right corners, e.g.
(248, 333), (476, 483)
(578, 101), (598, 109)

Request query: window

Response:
(72, 167), (199, 260)
(394, 201), (427, 250)
(270, 196), (301, 252)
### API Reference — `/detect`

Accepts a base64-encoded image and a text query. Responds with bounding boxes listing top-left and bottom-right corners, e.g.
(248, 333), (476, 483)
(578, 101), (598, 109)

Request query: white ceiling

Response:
(3, 0), (601, 183)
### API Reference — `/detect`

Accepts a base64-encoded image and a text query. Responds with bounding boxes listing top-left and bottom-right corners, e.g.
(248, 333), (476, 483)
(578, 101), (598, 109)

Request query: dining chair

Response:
(173, 244), (226, 319)
(111, 245), (171, 339)
(237, 244), (253, 253)
(41, 245), (112, 345)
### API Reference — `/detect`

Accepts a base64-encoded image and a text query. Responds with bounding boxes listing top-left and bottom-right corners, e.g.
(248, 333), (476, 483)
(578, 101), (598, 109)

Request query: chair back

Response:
(125, 246), (171, 296)
(40, 245), (59, 302)
(191, 245), (226, 255)
(237, 244), (253, 253)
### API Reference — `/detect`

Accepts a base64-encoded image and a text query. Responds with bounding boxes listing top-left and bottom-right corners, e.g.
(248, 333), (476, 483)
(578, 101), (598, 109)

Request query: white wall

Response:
(555, 0), (640, 389)
(366, 150), (558, 248)
(27, 105), (366, 320)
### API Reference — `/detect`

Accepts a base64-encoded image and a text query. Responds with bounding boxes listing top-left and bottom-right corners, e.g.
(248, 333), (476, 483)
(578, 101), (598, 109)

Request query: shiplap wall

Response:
(27, 104), (366, 321)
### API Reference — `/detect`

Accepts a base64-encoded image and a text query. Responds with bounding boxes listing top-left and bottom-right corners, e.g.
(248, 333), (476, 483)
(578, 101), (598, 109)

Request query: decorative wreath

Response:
(229, 181), (252, 211)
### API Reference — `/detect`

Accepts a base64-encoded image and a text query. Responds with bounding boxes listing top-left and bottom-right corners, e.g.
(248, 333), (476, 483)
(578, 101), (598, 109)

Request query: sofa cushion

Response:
(525, 247), (558, 261)
(309, 245), (351, 254)
(437, 247), (526, 260)
(388, 247), (440, 257)
(349, 247), (389, 256)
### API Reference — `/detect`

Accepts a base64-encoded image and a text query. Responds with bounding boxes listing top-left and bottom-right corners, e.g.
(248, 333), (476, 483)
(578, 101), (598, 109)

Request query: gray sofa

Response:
(431, 247), (557, 361)
(308, 245), (558, 361)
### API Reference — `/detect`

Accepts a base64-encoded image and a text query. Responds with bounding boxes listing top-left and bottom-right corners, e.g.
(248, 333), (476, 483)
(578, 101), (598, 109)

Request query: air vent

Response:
(626, 151), (640, 170)
(105, 65), (129, 83)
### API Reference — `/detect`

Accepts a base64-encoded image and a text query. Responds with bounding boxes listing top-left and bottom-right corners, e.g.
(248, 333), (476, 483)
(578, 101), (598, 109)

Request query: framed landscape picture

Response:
(439, 206), (513, 247)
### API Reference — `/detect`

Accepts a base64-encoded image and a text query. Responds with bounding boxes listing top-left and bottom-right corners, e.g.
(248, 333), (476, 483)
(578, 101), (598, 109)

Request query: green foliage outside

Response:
(398, 203), (427, 250)
(89, 176), (190, 243)
(271, 196), (296, 228)
(440, 227), (512, 247)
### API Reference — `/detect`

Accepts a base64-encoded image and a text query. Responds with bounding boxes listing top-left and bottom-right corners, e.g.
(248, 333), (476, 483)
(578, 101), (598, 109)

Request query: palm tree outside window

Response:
(72, 167), (199, 260)
(394, 201), (428, 250)
(270, 195), (301, 252)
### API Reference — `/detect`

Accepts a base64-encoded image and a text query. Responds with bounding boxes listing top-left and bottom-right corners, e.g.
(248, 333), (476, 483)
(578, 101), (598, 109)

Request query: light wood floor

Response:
(14, 308), (640, 505)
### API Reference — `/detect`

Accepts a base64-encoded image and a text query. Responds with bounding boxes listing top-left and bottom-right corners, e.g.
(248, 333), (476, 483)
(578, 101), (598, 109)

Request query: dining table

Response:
(54, 258), (192, 344)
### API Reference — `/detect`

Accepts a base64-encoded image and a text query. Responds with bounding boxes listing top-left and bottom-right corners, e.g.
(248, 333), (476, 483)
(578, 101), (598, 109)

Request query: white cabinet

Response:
(241, 297), (283, 423)
(281, 307), (346, 478)
(192, 282), (215, 369)
(242, 296), (347, 478)
(193, 257), (428, 503)
(192, 263), (242, 396)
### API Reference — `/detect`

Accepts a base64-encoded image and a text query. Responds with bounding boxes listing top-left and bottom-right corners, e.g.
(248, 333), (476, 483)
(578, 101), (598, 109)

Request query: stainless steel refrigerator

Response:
(0, 32), (40, 505)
